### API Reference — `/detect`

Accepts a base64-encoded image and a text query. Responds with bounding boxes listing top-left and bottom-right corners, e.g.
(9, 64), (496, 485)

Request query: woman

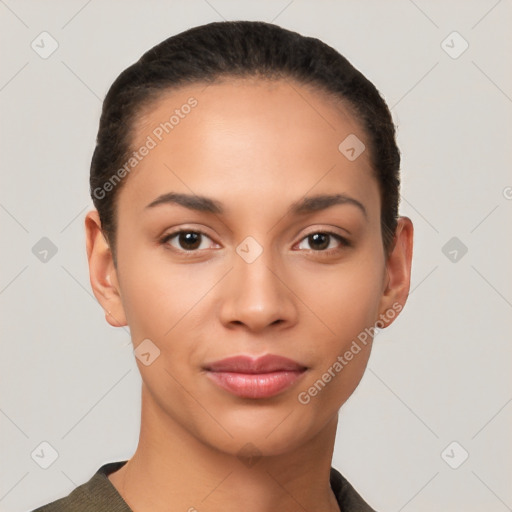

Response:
(33, 20), (413, 512)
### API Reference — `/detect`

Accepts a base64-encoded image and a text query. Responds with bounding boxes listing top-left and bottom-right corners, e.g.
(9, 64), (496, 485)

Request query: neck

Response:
(109, 383), (341, 512)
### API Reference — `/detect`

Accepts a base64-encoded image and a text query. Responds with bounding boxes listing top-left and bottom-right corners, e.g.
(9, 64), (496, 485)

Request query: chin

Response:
(197, 408), (325, 458)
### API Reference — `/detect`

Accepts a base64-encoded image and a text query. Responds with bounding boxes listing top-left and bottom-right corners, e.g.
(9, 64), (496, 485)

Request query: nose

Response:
(218, 244), (298, 333)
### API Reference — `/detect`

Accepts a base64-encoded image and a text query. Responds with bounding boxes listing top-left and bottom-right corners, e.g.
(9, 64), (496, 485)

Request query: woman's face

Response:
(88, 78), (411, 457)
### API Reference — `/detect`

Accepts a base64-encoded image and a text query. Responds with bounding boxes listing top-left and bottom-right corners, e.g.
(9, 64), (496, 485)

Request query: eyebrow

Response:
(145, 192), (367, 219)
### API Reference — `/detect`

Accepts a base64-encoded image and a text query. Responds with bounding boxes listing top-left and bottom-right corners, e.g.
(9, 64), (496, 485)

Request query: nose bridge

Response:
(220, 235), (296, 331)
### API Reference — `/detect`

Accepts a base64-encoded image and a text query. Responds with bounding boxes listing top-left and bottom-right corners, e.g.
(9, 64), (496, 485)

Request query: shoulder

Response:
(330, 466), (378, 512)
(29, 461), (130, 512)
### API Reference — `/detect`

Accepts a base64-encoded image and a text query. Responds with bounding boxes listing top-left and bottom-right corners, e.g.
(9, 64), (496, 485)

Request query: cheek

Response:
(115, 250), (209, 400)
(292, 254), (384, 405)
(297, 255), (384, 347)
(116, 243), (209, 340)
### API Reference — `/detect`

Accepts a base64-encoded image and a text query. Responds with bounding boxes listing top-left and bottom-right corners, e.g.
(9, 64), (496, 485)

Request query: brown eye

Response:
(307, 233), (330, 250)
(297, 231), (350, 253)
(177, 232), (202, 250)
(161, 230), (215, 252)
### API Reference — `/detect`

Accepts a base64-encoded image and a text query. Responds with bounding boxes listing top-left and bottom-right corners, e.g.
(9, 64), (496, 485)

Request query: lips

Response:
(204, 354), (308, 399)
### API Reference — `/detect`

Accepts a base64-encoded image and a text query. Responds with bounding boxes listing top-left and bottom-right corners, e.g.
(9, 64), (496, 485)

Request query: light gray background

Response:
(1, 1), (511, 511)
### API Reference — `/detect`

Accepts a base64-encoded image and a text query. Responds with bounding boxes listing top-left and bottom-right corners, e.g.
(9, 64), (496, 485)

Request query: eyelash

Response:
(159, 229), (351, 257)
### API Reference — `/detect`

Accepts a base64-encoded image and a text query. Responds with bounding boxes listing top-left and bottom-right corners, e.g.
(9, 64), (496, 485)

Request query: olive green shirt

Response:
(31, 460), (377, 511)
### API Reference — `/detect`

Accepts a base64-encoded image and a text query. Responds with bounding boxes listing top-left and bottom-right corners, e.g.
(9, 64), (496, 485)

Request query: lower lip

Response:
(206, 370), (306, 399)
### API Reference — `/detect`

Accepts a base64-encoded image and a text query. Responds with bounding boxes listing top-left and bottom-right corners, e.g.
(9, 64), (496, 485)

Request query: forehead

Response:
(119, 78), (379, 220)
(133, 77), (365, 154)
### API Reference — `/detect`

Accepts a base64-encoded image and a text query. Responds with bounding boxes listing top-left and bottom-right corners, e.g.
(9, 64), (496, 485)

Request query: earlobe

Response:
(84, 210), (128, 328)
(377, 216), (414, 328)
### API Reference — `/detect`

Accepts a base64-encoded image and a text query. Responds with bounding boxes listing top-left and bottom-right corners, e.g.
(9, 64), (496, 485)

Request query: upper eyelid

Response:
(300, 228), (348, 240)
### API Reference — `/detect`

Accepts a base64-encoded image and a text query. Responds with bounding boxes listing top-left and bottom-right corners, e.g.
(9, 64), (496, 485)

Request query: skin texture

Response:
(85, 78), (413, 512)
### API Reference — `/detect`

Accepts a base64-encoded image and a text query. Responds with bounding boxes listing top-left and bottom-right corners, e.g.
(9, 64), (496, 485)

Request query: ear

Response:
(85, 210), (127, 328)
(377, 216), (414, 328)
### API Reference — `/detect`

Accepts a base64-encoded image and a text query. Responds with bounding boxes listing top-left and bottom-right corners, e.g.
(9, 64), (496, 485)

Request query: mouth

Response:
(203, 354), (308, 399)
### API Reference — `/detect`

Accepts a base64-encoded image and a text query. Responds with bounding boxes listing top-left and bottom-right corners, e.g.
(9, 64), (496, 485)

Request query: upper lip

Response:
(204, 354), (307, 374)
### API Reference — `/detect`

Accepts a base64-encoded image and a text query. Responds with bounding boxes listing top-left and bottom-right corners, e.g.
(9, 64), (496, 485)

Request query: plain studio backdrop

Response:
(1, 1), (511, 511)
